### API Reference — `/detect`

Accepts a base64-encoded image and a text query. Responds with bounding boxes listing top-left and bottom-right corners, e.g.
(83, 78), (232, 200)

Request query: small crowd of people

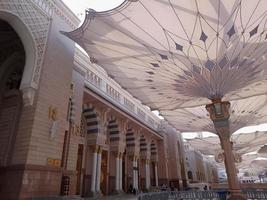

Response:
(128, 183), (209, 195)
(128, 184), (138, 195)
(127, 183), (169, 195)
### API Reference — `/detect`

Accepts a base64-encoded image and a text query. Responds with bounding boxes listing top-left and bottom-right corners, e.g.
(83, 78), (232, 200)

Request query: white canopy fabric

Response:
(164, 94), (267, 133)
(63, 0), (267, 132)
(186, 131), (267, 174)
(186, 131), (267, 155)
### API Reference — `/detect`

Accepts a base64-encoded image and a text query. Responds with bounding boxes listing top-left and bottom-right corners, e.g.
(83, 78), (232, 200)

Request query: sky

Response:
(62, 0), (267, 140)
(62, 0), (125, 20)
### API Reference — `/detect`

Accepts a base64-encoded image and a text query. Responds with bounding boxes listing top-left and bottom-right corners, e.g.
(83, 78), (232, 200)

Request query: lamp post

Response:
(206, 99), (246, 200)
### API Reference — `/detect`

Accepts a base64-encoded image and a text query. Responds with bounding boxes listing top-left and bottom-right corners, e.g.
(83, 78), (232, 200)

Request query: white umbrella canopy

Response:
(248, 159), (267, 173)
(186, 131), (267, 173)
(186, 131), (267, 155)
(63, 0), (267, 132)
(258, 145), (267, 156)
(210, 154), (267, 175)
(162, 94), (267, 133)
(186, 136), (219, 155)
(238, 154), (267, 175)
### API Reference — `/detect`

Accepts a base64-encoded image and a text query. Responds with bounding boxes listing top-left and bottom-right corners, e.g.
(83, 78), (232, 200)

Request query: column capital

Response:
(206, 99), (231, 137)
(115, 152), (120, 158)
(129, 155), (134, 161)
(115, 151), (123, 158)
(119, 152), (123, 159)
(130, 155), (139, 161)
(92, 145), (99, 153)
(98, 146), (103, 154)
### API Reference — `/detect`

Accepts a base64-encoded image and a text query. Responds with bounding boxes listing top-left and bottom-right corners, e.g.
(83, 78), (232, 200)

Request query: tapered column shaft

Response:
(119, 156), (123, 191)
(219, 135), (240, 190)
(133, 157), (138, 190)
(91, 146), (98, 193)
(135, 160), (139, 190)
(145, 159), (150, 190)
(206, 100), (246, 200)
(96, 149), (102, 192)
(155, 163), (158, 187)
(115, 155), (120, 191)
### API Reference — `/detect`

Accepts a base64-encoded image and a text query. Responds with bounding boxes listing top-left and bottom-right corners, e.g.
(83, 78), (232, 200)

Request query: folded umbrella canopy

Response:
(62, 0), (267, 133)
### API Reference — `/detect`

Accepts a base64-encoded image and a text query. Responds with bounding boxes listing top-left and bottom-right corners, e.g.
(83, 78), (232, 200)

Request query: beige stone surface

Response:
(25, 9), (76, 166)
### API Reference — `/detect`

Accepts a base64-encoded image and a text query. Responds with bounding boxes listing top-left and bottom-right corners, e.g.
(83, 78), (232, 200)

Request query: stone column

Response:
(133, 156), (139, 190)
(90, 145), (98, 194)
(155, 162), (159, 187)
(148, 162), (151, 188)
(219, 133), (240, 190)
(177, 140), (188, 189)
(119, 154), (123, 191)
(96, 147), (102, 194)
(206, 100), (246, 200)
(132, 157), (137, 189)
(135, 157), (139, 190)
(145, 159), (150, 190)
(115, 152), (120, 193)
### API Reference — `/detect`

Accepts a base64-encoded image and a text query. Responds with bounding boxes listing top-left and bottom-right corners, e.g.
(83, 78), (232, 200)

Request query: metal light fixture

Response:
(206, 99), (230, 121)
(214, 103), (223, 117)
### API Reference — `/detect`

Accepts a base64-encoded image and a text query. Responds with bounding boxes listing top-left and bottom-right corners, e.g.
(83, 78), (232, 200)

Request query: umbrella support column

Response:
(206, 99), (246, 200)
(218, 131), (246, 200)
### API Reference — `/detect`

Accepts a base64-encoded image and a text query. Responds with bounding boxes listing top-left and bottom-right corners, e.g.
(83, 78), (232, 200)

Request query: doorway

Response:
(76, 144), (84, 195)
(151, 162), (156, 186)
(100, 150), (108, 195)
(0, 19), (25, 166)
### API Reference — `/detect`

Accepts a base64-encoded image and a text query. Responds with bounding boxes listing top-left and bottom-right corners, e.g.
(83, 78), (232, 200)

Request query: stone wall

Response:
(0, 1), (78, 199)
